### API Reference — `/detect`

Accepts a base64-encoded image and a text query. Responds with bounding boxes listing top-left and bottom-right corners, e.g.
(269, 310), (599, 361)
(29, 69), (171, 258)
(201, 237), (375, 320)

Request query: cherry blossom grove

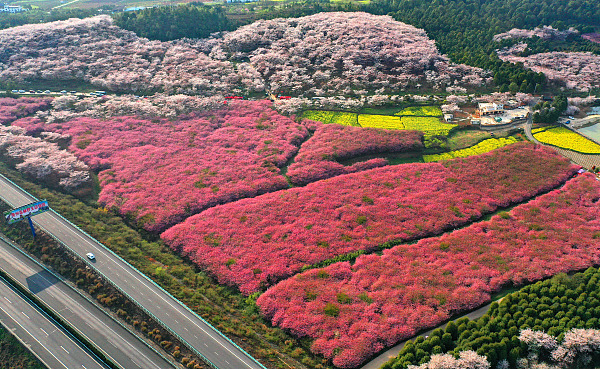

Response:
(16, 100), (309, 232)
(256, 174), (600, 368)
(0, 97), (51, 125)
(0, 13), (489, 97)
(287, 123), (423, 185)
(492, 26), (579, 42)
(412, 328), (600, 369)
(220, 12), (489, 95)
(0, 125), (90, 190)
(0, 16), (243, 95)
(498, 50), (600, 91)
(408, 351), (490, 369)
(36, 94), (227, 123)
(161, 143), (576, 295)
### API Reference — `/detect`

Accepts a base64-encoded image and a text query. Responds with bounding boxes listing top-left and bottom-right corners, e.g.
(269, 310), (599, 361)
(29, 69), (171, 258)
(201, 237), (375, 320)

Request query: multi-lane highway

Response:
(0, 173), (265, 369)
(0, 275), (108, 369)
(0, 236), (174, 369)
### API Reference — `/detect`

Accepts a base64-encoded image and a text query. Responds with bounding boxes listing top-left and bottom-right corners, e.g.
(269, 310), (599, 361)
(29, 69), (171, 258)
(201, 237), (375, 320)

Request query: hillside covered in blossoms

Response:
(0, 12), (489, 97)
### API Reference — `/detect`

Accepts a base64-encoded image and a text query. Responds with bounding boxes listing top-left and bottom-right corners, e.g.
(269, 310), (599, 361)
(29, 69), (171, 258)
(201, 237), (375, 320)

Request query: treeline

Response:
(0, 326), (44, 369)
(363, 0), (600, 93)
(113, 3), (232, 41)
(533, 95), (568, 123)
(383, 267), (600, 368)
(0, 8), (98, 30)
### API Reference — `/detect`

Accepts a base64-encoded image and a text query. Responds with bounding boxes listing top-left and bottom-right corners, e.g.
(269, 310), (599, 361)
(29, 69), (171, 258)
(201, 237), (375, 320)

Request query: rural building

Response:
(0, 4), (24, 12)
(443, 113), (453, 122)
(478, 102), (504, 116)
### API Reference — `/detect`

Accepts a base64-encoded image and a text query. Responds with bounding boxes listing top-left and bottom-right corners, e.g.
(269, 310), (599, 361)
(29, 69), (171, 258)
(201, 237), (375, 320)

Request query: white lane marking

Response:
(4, 296), (11, 304)
(60, 346), (69, 354)
(40, 328), (48, 336)
(41, 213), (259, 368)
(0, 238), (165, 369)
(0, 305), (70, 369)
(21, 311), (30, 319)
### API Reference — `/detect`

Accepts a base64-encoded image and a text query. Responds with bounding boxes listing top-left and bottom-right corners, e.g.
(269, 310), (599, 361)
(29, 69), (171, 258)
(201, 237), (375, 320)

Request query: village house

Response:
(478, 102), (504, 116)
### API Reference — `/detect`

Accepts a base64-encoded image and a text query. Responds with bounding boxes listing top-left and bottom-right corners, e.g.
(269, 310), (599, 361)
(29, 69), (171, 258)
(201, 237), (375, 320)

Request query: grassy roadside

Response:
(0, 324), (45, 369)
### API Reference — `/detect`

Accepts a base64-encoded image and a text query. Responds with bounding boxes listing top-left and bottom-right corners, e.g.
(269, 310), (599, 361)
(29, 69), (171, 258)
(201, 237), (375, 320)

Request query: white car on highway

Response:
(86, 252), (95, 261)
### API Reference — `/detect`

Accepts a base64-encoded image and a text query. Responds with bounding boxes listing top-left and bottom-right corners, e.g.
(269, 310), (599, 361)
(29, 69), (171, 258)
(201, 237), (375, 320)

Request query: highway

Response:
(0, 173), (266, 369)
(0, 236), (174, 369)
(0, 275), (108, 369)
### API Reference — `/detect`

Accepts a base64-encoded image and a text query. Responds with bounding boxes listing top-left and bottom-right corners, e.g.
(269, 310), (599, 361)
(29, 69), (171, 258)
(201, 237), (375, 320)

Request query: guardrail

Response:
(0, 173), (266, 369)
(0, 269), (115, 369)
(0, 234), (177, 369)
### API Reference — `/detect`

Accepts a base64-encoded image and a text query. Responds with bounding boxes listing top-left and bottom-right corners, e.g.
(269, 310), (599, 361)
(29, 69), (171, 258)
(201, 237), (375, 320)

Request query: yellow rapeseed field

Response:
(533, 126), (600, 154)
(358, 114), (404, 130)
(424, 137), (519, 162)
(301, 110), (358, 126)
(395, 106), (442, 116)
(401, 116), (456, 136)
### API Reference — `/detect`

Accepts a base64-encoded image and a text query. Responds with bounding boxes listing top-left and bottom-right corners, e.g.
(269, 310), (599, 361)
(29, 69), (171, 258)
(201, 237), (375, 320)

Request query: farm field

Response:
(305, 110), (457, 136)
(395, 106), (442, 116)
(533, 126), (600, 154)
(302, 110), (359, 126)
(446, 130), (496, 150)
(257, 173), (600, 368)
(400, 116), (456, 136)
(14, 100), (310, 233)
(423, 137), (518, 162)
(161, 143), (576, 295)
(357, 114), (404, 130)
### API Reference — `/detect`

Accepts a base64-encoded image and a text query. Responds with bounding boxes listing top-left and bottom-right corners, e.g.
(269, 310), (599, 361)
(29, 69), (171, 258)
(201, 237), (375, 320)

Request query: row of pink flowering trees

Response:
(15, 100), (310, 232)
(287, 122), (423, 185)
(162, 143), (576, 294)
(0, 97), (51, 125)
(256, 174), (600, 368)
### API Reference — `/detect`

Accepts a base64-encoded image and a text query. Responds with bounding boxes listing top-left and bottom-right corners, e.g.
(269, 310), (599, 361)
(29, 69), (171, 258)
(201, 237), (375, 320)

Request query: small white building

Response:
(0, 4), (24, 12)
(443, 114), (454, 122)
(478, 102), (504, 116)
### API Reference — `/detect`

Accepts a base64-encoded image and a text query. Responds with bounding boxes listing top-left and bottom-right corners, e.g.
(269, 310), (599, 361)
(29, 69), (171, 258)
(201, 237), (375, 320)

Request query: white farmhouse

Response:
(478, 102), (504, 116)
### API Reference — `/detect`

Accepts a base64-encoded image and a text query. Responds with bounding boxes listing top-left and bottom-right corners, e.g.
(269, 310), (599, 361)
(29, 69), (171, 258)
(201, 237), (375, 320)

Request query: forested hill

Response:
(112, 3), (232, 41)
(364, 0), (600, 92)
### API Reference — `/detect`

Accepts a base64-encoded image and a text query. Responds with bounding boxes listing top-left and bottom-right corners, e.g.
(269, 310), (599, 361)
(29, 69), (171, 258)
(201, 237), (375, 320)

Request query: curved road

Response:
(0, 173), (265, 369)
(0, 275), (108, 369)
(0, 236), (174, 369)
